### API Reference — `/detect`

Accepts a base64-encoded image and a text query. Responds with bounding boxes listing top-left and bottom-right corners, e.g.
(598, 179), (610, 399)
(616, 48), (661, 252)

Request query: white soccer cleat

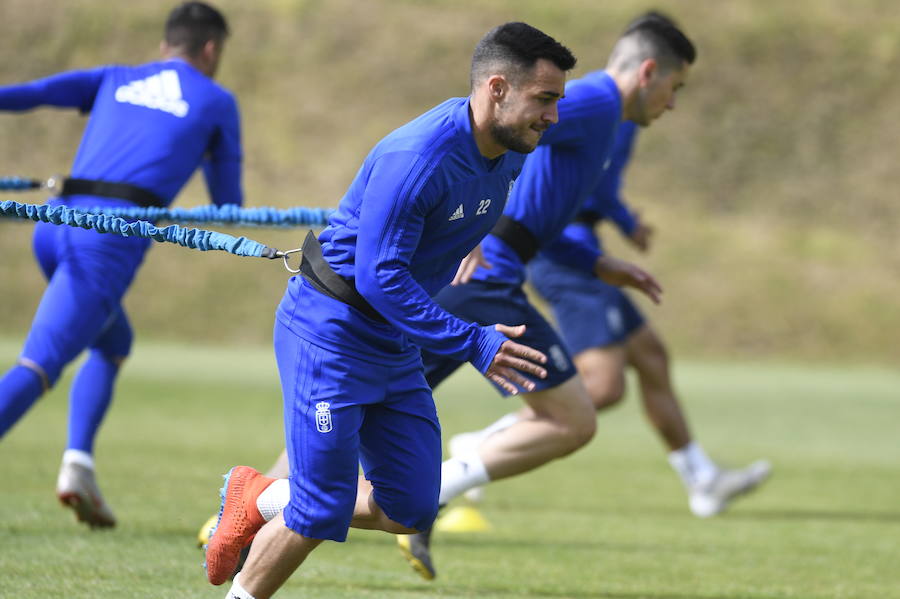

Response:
(56, 462), (116, 528)
(448, 432), (485, 504)
(689, 460), (772, 518)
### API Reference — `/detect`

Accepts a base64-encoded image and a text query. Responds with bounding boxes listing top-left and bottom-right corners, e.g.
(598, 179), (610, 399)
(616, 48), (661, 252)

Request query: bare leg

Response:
(235, 513), (322, 599)
(236, 475), (418, 598)
(623, 325), (691, 451)
(572, 344), (629, 410)
(476, 376), (596, 480)
(263, 449), (289, 479)
(570, 326), (690, 451)
(350, 477), (419, 533)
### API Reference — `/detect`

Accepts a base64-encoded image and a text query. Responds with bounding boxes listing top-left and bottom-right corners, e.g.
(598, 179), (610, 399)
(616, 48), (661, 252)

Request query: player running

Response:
(204, 23), (577, 599)
(453, 13), (771, 525)
(0, 2), (242, 528)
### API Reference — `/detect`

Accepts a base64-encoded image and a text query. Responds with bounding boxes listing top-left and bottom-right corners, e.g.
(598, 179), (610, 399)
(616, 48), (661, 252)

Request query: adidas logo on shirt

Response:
(448, 203), (465, 221)
(114, 70), (189, 118)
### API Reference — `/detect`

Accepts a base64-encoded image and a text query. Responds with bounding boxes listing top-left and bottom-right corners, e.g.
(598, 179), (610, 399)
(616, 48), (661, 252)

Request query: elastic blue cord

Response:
(0, 177), (42, 191)
(0, 200), (280, 258)
(77, 204), (334, 227)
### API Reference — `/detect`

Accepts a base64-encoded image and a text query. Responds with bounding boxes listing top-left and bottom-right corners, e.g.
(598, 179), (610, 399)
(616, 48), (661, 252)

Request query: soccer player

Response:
(204, 23), (576, 599)
(0, 2), (242, 528)
(394, 15), (705, 579)
(464, 12), (771, 522)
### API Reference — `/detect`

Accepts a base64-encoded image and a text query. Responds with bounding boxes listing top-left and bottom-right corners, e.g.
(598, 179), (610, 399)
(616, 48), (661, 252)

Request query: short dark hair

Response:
(164, 2), (229, 56)
(470, 22), (577, 88)
(609, 11), (696, 72)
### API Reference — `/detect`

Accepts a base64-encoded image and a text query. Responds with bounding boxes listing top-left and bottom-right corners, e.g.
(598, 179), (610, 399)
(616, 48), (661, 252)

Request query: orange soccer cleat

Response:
(204, 466), (276, 585)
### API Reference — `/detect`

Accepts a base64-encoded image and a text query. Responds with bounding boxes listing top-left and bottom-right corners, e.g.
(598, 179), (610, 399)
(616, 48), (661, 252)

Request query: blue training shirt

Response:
(470, 70), (622, 286)
(277, 97), (522, 372)
(553, 121), (640, 256)
(0, 59), (242, 207)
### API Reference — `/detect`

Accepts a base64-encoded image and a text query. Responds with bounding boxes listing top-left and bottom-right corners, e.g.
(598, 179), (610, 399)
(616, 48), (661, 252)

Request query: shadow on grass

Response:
(726, 508), (900, 524)
(345, 531), (669, 556)
(298, 578), (769, 599)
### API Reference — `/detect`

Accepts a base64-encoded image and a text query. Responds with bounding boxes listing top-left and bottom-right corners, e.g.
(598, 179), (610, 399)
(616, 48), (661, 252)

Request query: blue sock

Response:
(0, 365), (44, 438)
(67, 351), (119, 454)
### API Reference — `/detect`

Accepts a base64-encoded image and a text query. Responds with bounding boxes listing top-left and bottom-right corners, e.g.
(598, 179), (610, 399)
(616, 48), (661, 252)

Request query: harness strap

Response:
(572, 211), (601, 227)
(490, 215), (540, 264)
(299, 231), (386, 323)
(61, 178), (166, 208)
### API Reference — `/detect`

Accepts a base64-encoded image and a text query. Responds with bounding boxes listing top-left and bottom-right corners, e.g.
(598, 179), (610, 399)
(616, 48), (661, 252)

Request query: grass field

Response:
(1, 339), (898, 598)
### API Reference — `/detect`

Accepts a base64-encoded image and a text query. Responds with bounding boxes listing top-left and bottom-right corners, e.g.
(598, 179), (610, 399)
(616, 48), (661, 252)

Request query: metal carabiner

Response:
(280, 247), (303, 273)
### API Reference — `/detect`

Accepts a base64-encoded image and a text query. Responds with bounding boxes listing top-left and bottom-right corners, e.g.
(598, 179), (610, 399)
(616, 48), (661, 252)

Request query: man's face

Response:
(490, 58), (566, 154)
(632, 60), (689, 127)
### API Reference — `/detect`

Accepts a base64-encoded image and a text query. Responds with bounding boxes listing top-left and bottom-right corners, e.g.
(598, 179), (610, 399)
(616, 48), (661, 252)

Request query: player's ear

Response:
(202, 39), (218, 61)
(487, 74), (508, 103)
(638, 58), (657, 87)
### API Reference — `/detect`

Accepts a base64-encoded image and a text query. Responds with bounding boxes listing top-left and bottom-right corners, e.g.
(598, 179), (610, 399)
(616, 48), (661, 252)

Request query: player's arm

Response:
(355, 152), (546, 392)
(450, 243), (491, 286)
(587, 180), (653, 253)
(540, 229), (662, 303)
(0, 67), (107, 113)
(202, 93), (243, 206)
(596, 122), (653, 251)
(592, 254), (662, 303)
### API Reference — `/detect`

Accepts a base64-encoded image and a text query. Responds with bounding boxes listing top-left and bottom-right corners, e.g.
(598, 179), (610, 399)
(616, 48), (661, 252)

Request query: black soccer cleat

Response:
(397, 526), (436, 581)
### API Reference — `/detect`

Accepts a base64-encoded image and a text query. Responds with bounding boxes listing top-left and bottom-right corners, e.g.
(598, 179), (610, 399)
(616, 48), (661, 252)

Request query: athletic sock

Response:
(438, 452), (490, 505)
(0, 365), (44, 438)
(62, 448), (95, 470)
(67, 350), (119, 453)
(256, 478), (289, 522)
(668, 441), (718, 488)
(225, 574), (256, 599)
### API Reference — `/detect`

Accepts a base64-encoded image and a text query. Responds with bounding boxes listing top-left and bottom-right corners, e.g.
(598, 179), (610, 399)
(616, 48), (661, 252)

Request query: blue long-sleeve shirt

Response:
(470, 71), (622, 286)
(0, 59), (243, 207)
(580, 120), (639, 234)
(549, 121), (640, 257)
(277, 97), (522, 371)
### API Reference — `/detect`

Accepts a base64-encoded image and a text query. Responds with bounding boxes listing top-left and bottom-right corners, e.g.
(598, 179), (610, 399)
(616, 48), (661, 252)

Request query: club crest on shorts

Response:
(548, 344), (570, 372)
(606, 307), (624, 335)
(315, 401), (333, 433)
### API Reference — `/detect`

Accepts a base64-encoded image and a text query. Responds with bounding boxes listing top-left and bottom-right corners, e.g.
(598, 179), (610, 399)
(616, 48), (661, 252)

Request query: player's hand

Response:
(452, 244), (491, 286)
(483, 324), (547, 395)
(627, 219), (654, 253)
(593, 255), (663, 304)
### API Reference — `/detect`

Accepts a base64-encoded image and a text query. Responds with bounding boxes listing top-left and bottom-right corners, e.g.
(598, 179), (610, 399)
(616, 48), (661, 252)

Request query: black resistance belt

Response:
(572, 211), (601, 227)
(490, 215), (540, 264)
(60, 178), (166, 208)
(299, 230), (386, 323)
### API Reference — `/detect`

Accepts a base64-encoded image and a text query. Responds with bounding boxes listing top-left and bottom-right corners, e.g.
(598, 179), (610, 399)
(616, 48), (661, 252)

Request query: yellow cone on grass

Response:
(197, 514), (218, 547)
(434, 505), (492, 533)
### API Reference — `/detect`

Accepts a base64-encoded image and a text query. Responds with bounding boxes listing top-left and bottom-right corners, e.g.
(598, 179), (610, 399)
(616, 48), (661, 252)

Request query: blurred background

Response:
(1, 0), (897, 365)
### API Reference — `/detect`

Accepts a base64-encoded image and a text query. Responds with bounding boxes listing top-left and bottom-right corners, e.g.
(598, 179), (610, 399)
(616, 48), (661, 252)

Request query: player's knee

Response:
(583, 373), (626, 410)
(630, 330), (670, 378)
(566, 414), (597, 452)
(553, 403), (597, 454)
(17, 357), (54, 393)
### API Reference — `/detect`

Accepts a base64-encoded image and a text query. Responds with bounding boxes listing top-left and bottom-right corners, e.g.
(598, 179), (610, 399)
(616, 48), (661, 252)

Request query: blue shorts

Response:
(20, 214), (150, 384)
(274, 318), (441, 542)
(422, 279), (576, 394)
(528, 255), (644, 356)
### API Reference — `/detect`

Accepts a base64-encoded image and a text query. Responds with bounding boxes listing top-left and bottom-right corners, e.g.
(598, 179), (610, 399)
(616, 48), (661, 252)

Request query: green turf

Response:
(1, 340), (898, 598)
